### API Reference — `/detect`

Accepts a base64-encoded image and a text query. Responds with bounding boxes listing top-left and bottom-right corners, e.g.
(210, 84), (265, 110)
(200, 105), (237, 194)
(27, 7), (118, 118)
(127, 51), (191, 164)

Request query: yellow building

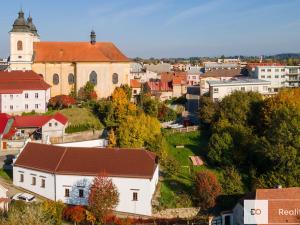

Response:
(9, 10), (131, 98)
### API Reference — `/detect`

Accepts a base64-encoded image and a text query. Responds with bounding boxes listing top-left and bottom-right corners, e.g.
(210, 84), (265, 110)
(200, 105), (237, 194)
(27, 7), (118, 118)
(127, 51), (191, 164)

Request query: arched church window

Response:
(68, 73), (75, 84)
(53, 74), (59, 85)
(89, 71), (97, 85)
(17, 40), (23, 51)
(112, 73), (118, 84)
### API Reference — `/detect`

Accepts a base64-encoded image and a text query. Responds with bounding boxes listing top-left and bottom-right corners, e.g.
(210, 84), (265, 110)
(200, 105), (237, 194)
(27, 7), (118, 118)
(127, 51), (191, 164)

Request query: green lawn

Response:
(160, 130), (220, 209)
(0, 168), (12, 181)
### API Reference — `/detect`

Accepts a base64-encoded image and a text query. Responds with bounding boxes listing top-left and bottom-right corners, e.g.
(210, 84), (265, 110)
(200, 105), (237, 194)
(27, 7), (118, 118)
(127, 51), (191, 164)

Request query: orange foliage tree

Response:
(88, 173), (119, 223)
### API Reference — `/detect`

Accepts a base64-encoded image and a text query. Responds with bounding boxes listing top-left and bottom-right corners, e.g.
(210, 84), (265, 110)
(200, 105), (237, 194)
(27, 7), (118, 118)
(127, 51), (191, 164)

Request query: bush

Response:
(65, 124), (95, 133)
(48, 95), (76, 109)
(63, 205), (86, 224)
(162, 156), (180, 177)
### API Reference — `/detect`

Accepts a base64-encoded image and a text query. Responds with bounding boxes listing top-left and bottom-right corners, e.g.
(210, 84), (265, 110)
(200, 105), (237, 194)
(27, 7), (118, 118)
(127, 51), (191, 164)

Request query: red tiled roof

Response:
(13, 112), (68, 128)
(160, 72), (187, 85)
(0, 70), (50, 93)
(15, 142), (158, 179)
(0, 113), (11, 134)
(130, 79), (141, 88)
(147, 80), (172, 92)
(33, 42), (130, 62)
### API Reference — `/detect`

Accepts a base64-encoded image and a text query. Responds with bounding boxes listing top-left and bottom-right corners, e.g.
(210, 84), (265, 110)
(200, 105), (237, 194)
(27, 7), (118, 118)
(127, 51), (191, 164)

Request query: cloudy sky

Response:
(1, 0), (300, 58)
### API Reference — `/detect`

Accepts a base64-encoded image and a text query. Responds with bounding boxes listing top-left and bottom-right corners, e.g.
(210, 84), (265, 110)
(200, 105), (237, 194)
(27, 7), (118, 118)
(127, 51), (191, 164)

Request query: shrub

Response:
(63, 205), (86, 225)
(48, 95), (76, 109)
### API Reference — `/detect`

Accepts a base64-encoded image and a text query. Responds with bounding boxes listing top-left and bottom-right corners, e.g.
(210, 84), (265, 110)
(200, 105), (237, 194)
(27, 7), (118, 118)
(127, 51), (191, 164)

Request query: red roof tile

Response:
(0, 113), (11, 134)
(130, 79), (141, 88)
(33, 42), (130, 62)
(13, 112), (68, 128)
(14, 142), (158, 179)
(0, 70), (50, 93)
(200, 69), (242, 78)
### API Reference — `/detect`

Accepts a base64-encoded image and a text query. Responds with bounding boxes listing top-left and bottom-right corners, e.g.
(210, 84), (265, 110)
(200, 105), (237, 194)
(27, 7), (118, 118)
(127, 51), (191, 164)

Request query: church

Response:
(9, 10), (131, 98)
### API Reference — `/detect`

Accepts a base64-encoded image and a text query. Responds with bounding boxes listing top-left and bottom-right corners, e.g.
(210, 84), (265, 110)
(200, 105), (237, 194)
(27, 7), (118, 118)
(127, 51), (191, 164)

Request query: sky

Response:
(1, 0), (300, 58)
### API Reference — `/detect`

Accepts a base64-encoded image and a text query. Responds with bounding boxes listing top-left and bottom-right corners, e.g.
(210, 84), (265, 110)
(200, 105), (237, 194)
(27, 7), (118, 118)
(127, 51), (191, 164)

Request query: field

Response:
(160, 130), (218, 209)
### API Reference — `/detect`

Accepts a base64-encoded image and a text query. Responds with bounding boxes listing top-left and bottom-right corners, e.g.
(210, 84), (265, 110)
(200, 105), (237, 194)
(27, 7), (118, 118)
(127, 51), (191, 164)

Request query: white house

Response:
(207, 78), (272, 101)
(0, 70), (51, 114)
(5, 112), (68, 143)
(0, 184), (10, 211)
(13, 142), (159, 216)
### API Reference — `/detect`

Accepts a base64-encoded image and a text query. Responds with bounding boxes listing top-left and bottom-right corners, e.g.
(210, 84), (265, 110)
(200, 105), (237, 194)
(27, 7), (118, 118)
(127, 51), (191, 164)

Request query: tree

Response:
(108, 129), (117, 147)
(117, 113), (161, 148)
(78, 82), (97, 101)
(48, 95), (76, 109)
(199, 96), (219, 129)
(195, 170), (221, 210)
(63, 205), (86, 225)
(88, 174), (119, 223)
(219, 167), (244, 195)
(41, 200), (65, 225)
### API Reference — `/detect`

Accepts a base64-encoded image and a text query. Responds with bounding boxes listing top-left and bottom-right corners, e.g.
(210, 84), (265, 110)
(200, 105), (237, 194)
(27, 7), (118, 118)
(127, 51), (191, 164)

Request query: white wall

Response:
(0, 89), (50, 114)
(13, 165), (159, 216)
(13, 166), (56, 200)
(42, 118), (66, 143)
(254, 66), (286, 90)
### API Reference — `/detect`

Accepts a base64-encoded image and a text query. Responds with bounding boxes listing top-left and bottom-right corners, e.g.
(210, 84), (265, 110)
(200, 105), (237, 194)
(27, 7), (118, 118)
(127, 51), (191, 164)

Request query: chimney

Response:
(90, 30), (96, 45)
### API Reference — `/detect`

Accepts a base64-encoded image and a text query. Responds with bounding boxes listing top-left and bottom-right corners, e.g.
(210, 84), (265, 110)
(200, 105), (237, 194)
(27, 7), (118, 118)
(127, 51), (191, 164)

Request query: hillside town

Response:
(0, 4), (299, 225)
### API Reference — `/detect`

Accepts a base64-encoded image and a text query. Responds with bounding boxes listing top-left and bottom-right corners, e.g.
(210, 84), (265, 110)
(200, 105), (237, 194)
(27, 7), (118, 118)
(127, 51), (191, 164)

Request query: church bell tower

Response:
(9, 10), (39, 71)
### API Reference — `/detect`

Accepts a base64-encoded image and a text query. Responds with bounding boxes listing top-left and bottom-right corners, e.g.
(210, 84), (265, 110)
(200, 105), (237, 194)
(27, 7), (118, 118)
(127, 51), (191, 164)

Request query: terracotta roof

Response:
(0, 70), (50, 93)
(130, 79), (141, 88)
(13, 112), (68, 128)
(14, 142), (158, 179)
(247, 62), (285, 71)
(0, 114), (11, 134)
(147, 80), (172, 92)
(33, 42), (130, 62)
(200, 69), (242, 78)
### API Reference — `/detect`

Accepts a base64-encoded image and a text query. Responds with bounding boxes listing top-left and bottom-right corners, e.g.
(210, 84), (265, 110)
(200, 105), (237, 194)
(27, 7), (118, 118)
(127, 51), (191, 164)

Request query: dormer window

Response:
(17, 40), (23, 51)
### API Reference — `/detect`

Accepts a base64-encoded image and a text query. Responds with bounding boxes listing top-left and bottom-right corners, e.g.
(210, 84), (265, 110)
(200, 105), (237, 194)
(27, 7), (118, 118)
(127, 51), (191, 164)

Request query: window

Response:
(10, 105), (13, 110)
(281, 69), (285, 72)
(261, 69), (265, 72)
(35, 93), (38, 98)
(10, 95), (13, 99)
(65, 189), (70, 197)
(281, 75), (285, 78)
(263, 86), (268, 91)
(32, 177), (36, 186)
(68, 73), (75, 85)
(49, 123), (52, 127)
(213, 88), (219, 93)
(132, 192), (138, 201)
(275, 75), (279, 78)
(112, 73), (118, 84)
(25, 93), (28, 98)
(25, 104), (28, 109)
(241, 87), (245, 91)
(79, 189), (84, 198)
(35, 104), (38, 109)
(267, 69), (271, 72)
(133, 90), (137, 94)
(55, 122), (58, 126)
(17, 40), (23, 51)
(20, 174), (24, 182)
(261, 75), (265, 78)
(267, 75), (271, 78)
(275, 69), (279, 72)
(41, 179), (45, 188)
(53, 74), (59, 85)
(89, 71), (97, 85)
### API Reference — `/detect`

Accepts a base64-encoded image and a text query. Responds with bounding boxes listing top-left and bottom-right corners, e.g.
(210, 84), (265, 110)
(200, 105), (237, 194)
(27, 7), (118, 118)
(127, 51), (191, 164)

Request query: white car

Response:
(12, 193), (36, 202)
(167, 123), (184, 129)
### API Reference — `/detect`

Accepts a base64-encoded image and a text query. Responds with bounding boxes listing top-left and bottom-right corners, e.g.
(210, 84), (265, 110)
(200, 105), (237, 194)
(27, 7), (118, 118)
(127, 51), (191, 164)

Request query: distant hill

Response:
(270, 53), (300, 59)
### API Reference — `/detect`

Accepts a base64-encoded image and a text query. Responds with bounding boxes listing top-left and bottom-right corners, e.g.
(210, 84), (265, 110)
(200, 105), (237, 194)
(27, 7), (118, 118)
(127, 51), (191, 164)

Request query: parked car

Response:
(167, 123), (184, 129)
(12, 193), (36, 202)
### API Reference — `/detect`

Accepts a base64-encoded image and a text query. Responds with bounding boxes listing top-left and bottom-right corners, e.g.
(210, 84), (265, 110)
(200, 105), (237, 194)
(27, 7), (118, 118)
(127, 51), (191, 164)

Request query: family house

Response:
(5, 113), (68, 143)
(0, 70), (51, 114)
(13, 142), (159, 216)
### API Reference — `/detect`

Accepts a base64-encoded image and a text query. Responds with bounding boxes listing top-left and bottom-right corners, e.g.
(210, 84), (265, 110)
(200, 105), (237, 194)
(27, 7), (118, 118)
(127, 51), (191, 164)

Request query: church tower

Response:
(9, 10), (39, 71)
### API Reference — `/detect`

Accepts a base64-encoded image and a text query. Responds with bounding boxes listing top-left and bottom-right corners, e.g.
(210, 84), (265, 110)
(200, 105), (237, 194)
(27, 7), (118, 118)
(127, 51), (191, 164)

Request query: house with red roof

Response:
(13, 142), (159, 216)
(0, 70), (51, 114)
(5, 112), (68, 144)
(0, 113), (14, 150)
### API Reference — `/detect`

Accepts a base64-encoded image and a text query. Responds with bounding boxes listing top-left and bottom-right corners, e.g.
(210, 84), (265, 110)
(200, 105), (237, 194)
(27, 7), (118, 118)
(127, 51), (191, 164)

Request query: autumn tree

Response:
(108, 129), (117, 147)
(78, 81), (97, 101)
(195, 170), (221, 210)
(48, 95), (76, 109)
(117, 113), (161, 148)
(63, 205), (86, 225)
(41, 200), (65, 225)
(88, 174), (119, 223)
